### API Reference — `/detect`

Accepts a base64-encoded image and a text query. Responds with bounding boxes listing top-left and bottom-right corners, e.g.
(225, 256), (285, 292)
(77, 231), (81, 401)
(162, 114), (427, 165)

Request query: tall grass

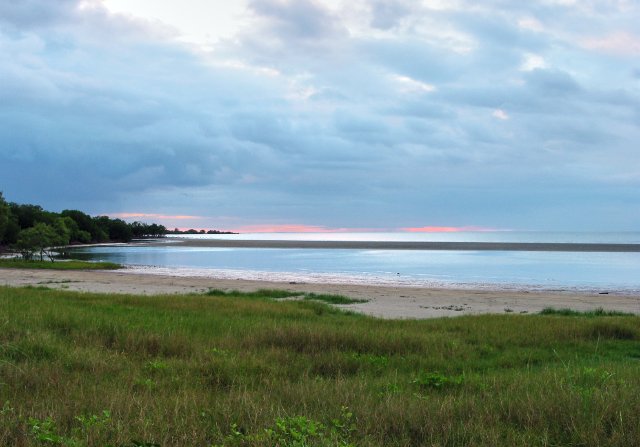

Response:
(1, 286), (639, 446)
(206, 289), (368, 304)
(303, 293), (368, 305)
(540, 307), (635, 317)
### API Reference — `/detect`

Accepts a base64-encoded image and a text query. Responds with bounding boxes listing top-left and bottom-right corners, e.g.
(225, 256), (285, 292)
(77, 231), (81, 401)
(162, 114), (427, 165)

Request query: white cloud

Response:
(520, 53), (547, 71)
(213, 59), (281, 78)
(517, 16), (544, 32)
(492, 109), (509, 120)
(391, 74), (436, 93)
(102, 0), (251, 46)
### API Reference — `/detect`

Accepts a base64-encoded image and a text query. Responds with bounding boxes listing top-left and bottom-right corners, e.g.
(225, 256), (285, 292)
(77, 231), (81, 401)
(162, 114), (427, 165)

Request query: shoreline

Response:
(1, 267), (638, 319)
(120, 264), (640, 296)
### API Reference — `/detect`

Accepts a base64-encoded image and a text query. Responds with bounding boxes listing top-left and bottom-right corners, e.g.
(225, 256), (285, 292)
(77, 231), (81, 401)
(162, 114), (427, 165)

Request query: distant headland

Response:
(0, 191), (237, 260)
(166, 228), (238, 235)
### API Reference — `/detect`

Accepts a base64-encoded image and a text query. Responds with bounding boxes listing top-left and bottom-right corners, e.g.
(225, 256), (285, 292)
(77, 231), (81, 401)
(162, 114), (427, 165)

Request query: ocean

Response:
(69, 232), (640, 294)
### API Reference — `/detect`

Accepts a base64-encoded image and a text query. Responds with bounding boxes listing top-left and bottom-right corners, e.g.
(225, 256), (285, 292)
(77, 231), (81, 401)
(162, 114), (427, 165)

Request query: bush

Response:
(14, 223), (67, 261)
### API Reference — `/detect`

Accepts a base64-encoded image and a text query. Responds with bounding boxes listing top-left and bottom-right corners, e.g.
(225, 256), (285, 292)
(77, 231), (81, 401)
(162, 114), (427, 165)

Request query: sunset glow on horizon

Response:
(228, 224), (366, 234)
(108, 217), (502, 234)
(232, 225), (501, 234)
(402, 226), (498, 233)
(403, 226), (466, 233)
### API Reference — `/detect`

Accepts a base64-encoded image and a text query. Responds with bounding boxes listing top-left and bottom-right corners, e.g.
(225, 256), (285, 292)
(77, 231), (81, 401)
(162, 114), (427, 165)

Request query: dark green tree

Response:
(2, 195), (166, 247)
(147, 223), (166, 238)
(108, 218), (133, 242)
(3, 215), (21, 245)
(14, 223), (67, 261)
(61, 210), (100, 242)
(0, 192), (9, 243)
(9, 203), (55, 229)
(130, 221), (147, 238)
(94, 216), (132, 242)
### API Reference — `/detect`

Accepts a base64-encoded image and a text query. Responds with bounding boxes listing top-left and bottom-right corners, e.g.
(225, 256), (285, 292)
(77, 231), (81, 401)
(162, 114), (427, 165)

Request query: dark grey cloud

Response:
(248, 0), (346, 41)
(448, 10), (547, 52)
(524, 69), (582, 96)
(359, 37), (463, 85)
(0, 0), (77, 28)
(369, 0), (412, 30)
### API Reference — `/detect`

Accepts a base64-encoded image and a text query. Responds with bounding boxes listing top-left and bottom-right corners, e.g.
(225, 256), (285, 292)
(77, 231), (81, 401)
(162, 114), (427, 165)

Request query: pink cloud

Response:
(401, 226), (496, 233)
(582, 32), (640, 56)
(229, 224), (381, 233)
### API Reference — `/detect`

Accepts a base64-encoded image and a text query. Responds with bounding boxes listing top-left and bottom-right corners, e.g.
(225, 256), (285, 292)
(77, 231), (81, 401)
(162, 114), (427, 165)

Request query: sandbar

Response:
(1, 267), (638, 319)
(153, 238), (640, 252)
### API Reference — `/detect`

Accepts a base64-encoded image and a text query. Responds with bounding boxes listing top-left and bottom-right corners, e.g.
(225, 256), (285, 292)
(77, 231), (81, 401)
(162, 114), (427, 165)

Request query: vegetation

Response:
(205, 289), (368, 305)
(14, 222), (66, 261)
(0, 259), (121, 270)
(304, 293), (369, 304)
(204, 288), (301, 299)
(304, 293), (369, 305)
(540, 307), (635, 317)
(0, 192), (167, 261)
(1, 287), (639, 446)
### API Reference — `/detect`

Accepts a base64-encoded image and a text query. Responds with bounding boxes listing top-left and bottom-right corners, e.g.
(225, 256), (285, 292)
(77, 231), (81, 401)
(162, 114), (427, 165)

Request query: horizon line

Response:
(168, 224), (505, 233)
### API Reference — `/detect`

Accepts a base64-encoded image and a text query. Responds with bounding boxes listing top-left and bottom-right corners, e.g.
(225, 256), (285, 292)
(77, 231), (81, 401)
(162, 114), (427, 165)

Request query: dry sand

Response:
(1, 267), (639, 319)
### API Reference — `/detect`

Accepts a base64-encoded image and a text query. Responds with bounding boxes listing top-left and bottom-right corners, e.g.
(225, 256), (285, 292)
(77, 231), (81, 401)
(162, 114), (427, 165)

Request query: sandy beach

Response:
(2, 267), (639, 319)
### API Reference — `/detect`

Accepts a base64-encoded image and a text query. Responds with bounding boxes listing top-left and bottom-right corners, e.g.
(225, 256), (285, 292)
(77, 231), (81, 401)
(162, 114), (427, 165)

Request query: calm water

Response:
(70, 232), (640, 293)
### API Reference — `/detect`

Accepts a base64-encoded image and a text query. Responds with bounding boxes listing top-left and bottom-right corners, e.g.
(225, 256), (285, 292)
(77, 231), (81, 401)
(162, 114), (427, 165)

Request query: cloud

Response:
(492, 109), (509, 120)
(517, 17), (545, 33)
(524, 68), (582, 95)
(0, 0), (638, 230)
(230, 224), (353, 233)
(520, 53), (547, 71)
(248, 0), (346, 42)
(401, 226), (490, 233)
(369, 0), (412, 30)
(0, 0), (77, 28)
(582, 32), (640, 56)
(392, 75), (436, 93)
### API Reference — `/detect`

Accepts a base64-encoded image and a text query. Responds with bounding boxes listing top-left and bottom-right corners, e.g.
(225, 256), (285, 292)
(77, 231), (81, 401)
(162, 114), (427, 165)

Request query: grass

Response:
(0, 259), (121, 270)
(206, 288), (369, 304)
(303, 293), (369, 305)
(205, 288), (301, 299)
(540, 307), (635, 317)
(1, 286), (639, 446)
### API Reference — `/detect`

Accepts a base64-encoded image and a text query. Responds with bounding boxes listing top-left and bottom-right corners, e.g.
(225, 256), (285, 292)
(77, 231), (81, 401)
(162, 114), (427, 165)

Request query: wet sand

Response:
(1, 268), (638, 319)
(150, 238), (640, 252)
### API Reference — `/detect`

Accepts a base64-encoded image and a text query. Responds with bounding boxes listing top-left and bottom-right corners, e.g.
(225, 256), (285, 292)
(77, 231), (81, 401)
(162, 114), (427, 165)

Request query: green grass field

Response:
(0, 259), (121, 271)
(1, 286), (639, 446)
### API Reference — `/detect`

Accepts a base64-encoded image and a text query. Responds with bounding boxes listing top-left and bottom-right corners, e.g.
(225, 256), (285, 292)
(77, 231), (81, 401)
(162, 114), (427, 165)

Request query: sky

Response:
(0, 0), (638, 232)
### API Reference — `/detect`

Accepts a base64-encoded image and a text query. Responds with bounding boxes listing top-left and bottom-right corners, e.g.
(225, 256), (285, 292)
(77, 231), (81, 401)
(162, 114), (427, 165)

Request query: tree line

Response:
(0, 192), (166, 261)
(165, 228), (237, 235)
